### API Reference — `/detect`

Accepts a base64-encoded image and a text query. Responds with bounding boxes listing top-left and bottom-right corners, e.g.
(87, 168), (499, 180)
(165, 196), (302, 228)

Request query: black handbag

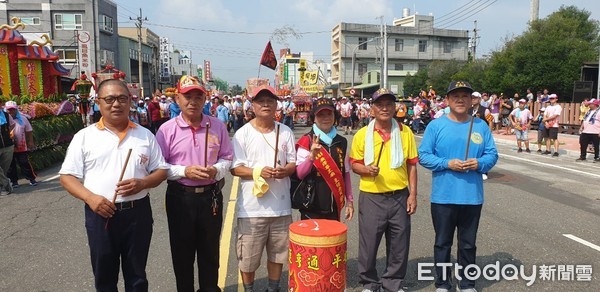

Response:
(290, 173), (316, 210)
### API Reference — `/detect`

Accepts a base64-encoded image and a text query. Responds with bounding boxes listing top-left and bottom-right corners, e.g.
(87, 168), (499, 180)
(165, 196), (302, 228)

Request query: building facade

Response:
(0, 0), (120, 81)
(331, 10), (469, 94)
(118, 27), (159, 96)
(275, 48), (330, 95)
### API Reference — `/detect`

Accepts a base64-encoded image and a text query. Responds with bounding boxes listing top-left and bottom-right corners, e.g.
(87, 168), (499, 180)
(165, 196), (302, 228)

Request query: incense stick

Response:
(204, 122), (210, 167)
(105, 148), (133, 229)
(464, 111), (476, 161)
(273, 124), (280, 168)
(376, 140), (385, 167)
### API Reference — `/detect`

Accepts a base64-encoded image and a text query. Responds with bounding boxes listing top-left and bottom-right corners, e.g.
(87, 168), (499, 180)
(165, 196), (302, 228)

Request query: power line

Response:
(436, 0), (495, 27)
(440, 0), (498, 29)
(145, 22), (329, 35)
(432, 0), (480, 23)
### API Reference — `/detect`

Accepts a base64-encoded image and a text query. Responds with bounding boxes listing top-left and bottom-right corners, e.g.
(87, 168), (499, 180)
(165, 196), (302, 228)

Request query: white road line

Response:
(43, 174), (60, 182)
(563, 234), (600, 252)
(498, 153), (600, 179)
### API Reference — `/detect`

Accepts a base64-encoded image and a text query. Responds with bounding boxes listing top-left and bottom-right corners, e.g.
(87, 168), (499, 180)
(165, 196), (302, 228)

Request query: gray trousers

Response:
(358, 189), (411, 292)
(0, 145), (14, 191)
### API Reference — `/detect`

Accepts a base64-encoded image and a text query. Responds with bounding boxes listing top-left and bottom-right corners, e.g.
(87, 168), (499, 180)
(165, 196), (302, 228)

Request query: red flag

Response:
(260, 41), (277, 70)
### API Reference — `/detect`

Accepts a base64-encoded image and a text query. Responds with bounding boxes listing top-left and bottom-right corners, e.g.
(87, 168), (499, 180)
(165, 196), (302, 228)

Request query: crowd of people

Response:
(53, 75), (504, 292)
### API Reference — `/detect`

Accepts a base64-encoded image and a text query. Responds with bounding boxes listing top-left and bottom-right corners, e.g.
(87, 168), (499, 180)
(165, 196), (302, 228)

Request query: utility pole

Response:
(472, 20), (478, 61)
(378, 16), (384, 88)
(383, 19), (388, 89)
(131, 9), (147, 97)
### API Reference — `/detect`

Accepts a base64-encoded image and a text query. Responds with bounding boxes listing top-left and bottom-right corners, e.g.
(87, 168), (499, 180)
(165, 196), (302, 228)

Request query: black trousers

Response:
(8, 151), (36, 184)
(85, 195), (153, 292)
(431, 203), (482, 290)
(166, 183), (223, 292)
(579, 133), (599, 159)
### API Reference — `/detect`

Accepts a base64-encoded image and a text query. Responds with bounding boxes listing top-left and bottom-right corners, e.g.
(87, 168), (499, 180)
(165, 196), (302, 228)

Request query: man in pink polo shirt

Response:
(156, 75), (234, 292)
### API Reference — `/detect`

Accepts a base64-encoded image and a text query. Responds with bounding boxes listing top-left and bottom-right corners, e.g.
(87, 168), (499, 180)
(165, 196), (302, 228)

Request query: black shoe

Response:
(542, 151), (551, 155)
(517, 148), (523, 153)
(537, 149), (542, 153)
(576, 158), (586, 162)
(594, 158), (600, 163)
(552, 152), (559, 157)
(525, 149), (531, 153)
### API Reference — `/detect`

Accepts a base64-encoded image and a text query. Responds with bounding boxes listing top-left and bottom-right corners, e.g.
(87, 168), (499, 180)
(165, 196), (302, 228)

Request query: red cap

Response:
(177, 75), (207, 94)
(251, 85), (279, 101)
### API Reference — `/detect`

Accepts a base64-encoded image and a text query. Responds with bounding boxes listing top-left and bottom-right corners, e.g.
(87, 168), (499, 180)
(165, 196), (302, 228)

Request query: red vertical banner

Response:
(204, 60), (211, 83)
(260, 41), (277, 70)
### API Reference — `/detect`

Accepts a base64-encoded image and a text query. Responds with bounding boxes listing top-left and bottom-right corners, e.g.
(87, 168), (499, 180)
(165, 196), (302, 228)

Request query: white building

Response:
(331, 9), (470, 94)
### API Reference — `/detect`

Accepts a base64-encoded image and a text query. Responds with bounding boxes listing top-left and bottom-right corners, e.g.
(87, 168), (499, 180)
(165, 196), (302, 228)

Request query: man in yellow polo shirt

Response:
(350, 88), (418, 292)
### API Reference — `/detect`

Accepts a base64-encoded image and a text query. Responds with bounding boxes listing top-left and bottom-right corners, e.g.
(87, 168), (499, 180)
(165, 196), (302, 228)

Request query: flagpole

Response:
(257, 63), (262, 80)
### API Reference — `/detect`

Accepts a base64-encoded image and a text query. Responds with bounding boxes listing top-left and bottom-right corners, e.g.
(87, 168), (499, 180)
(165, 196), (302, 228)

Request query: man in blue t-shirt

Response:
(418, 80), (498, 292)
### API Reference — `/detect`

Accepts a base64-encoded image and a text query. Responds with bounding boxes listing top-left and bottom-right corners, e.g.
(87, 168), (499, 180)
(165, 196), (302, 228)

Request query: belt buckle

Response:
(117, 200), (134, 210)
(194, 186), (206, 193)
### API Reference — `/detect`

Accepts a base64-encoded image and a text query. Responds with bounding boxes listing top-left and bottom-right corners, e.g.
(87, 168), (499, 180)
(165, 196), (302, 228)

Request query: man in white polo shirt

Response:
(59, 79), (169, 291)
(542, 94), (562, 157)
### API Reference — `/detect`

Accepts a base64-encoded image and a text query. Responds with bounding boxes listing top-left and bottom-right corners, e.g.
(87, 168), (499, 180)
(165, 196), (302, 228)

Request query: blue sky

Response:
(115, 0), (600, 87)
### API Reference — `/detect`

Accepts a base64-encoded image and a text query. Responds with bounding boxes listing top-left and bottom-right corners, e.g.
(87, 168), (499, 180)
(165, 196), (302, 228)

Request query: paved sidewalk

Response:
(492, 130), (584, 158)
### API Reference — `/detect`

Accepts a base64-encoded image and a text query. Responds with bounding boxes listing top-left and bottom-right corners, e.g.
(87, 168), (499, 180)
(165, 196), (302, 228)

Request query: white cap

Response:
(471, 91), (482, 98)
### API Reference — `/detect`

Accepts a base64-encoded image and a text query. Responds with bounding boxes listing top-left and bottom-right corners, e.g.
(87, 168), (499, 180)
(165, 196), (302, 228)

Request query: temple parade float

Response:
(0, 17), (83, 170)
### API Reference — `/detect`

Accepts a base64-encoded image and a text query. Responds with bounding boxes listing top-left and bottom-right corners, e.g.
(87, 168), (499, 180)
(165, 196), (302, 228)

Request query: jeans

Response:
(431, 203), (482, 290)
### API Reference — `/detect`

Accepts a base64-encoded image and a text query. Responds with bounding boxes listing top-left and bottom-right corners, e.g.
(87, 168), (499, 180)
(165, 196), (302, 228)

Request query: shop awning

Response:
(324, 83), (339, 90)
(344, 82), (380, 90)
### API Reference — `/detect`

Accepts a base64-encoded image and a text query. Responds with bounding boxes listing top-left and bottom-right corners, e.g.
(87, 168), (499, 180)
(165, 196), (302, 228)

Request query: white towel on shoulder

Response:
(364, 119), (403, 169)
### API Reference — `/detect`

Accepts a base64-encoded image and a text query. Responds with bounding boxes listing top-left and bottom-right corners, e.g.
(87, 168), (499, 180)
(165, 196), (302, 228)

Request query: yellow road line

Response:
(218, 176), (239, 290)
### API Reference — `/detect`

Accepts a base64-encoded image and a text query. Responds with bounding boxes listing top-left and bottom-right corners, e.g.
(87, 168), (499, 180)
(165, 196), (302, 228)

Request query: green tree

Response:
(211, 77), (229, 92)
(403, 69), (428, 97)
(485, 5), (600, 100)
(230, 84), (244, 95)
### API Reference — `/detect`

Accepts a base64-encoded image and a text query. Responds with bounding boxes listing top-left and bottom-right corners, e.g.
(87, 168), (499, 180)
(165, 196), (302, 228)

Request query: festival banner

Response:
(77, 31), (93, 76)
(300, 84), (325, 94)
(246, 78), (270, 96)
(260, 41), (277, 70)
(0, 45), (11, 96)
(304, 71), (318, 85)
(18, 60), (42, 97)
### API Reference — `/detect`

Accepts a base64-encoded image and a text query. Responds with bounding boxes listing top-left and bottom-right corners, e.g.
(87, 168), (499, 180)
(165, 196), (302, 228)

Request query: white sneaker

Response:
(482, 174), (488, 180)
(458, 288), (477, 292)
(436, 289), (450, 292)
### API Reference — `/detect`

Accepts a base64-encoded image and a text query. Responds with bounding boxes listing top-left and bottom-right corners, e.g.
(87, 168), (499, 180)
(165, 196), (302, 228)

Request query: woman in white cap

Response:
(4, 101), (37, 189)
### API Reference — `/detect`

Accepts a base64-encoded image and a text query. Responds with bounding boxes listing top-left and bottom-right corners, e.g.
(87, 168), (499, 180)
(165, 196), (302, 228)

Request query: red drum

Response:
(289, 219), (347, 292)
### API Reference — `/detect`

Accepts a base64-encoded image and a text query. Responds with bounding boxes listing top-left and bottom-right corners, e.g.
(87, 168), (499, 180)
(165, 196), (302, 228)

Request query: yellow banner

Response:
(301, 84), (324, 94)
(303, 71), (318, 85)
(0, 45), (11, 96)
(19, 60), (43, 97)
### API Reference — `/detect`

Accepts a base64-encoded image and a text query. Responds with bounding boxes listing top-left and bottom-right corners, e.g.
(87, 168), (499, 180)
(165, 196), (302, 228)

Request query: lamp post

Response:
(351, 37), (379, 88)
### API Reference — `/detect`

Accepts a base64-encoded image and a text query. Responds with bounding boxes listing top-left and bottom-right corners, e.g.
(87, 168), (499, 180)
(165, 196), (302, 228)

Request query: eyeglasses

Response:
(98, 95), (130, 104)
